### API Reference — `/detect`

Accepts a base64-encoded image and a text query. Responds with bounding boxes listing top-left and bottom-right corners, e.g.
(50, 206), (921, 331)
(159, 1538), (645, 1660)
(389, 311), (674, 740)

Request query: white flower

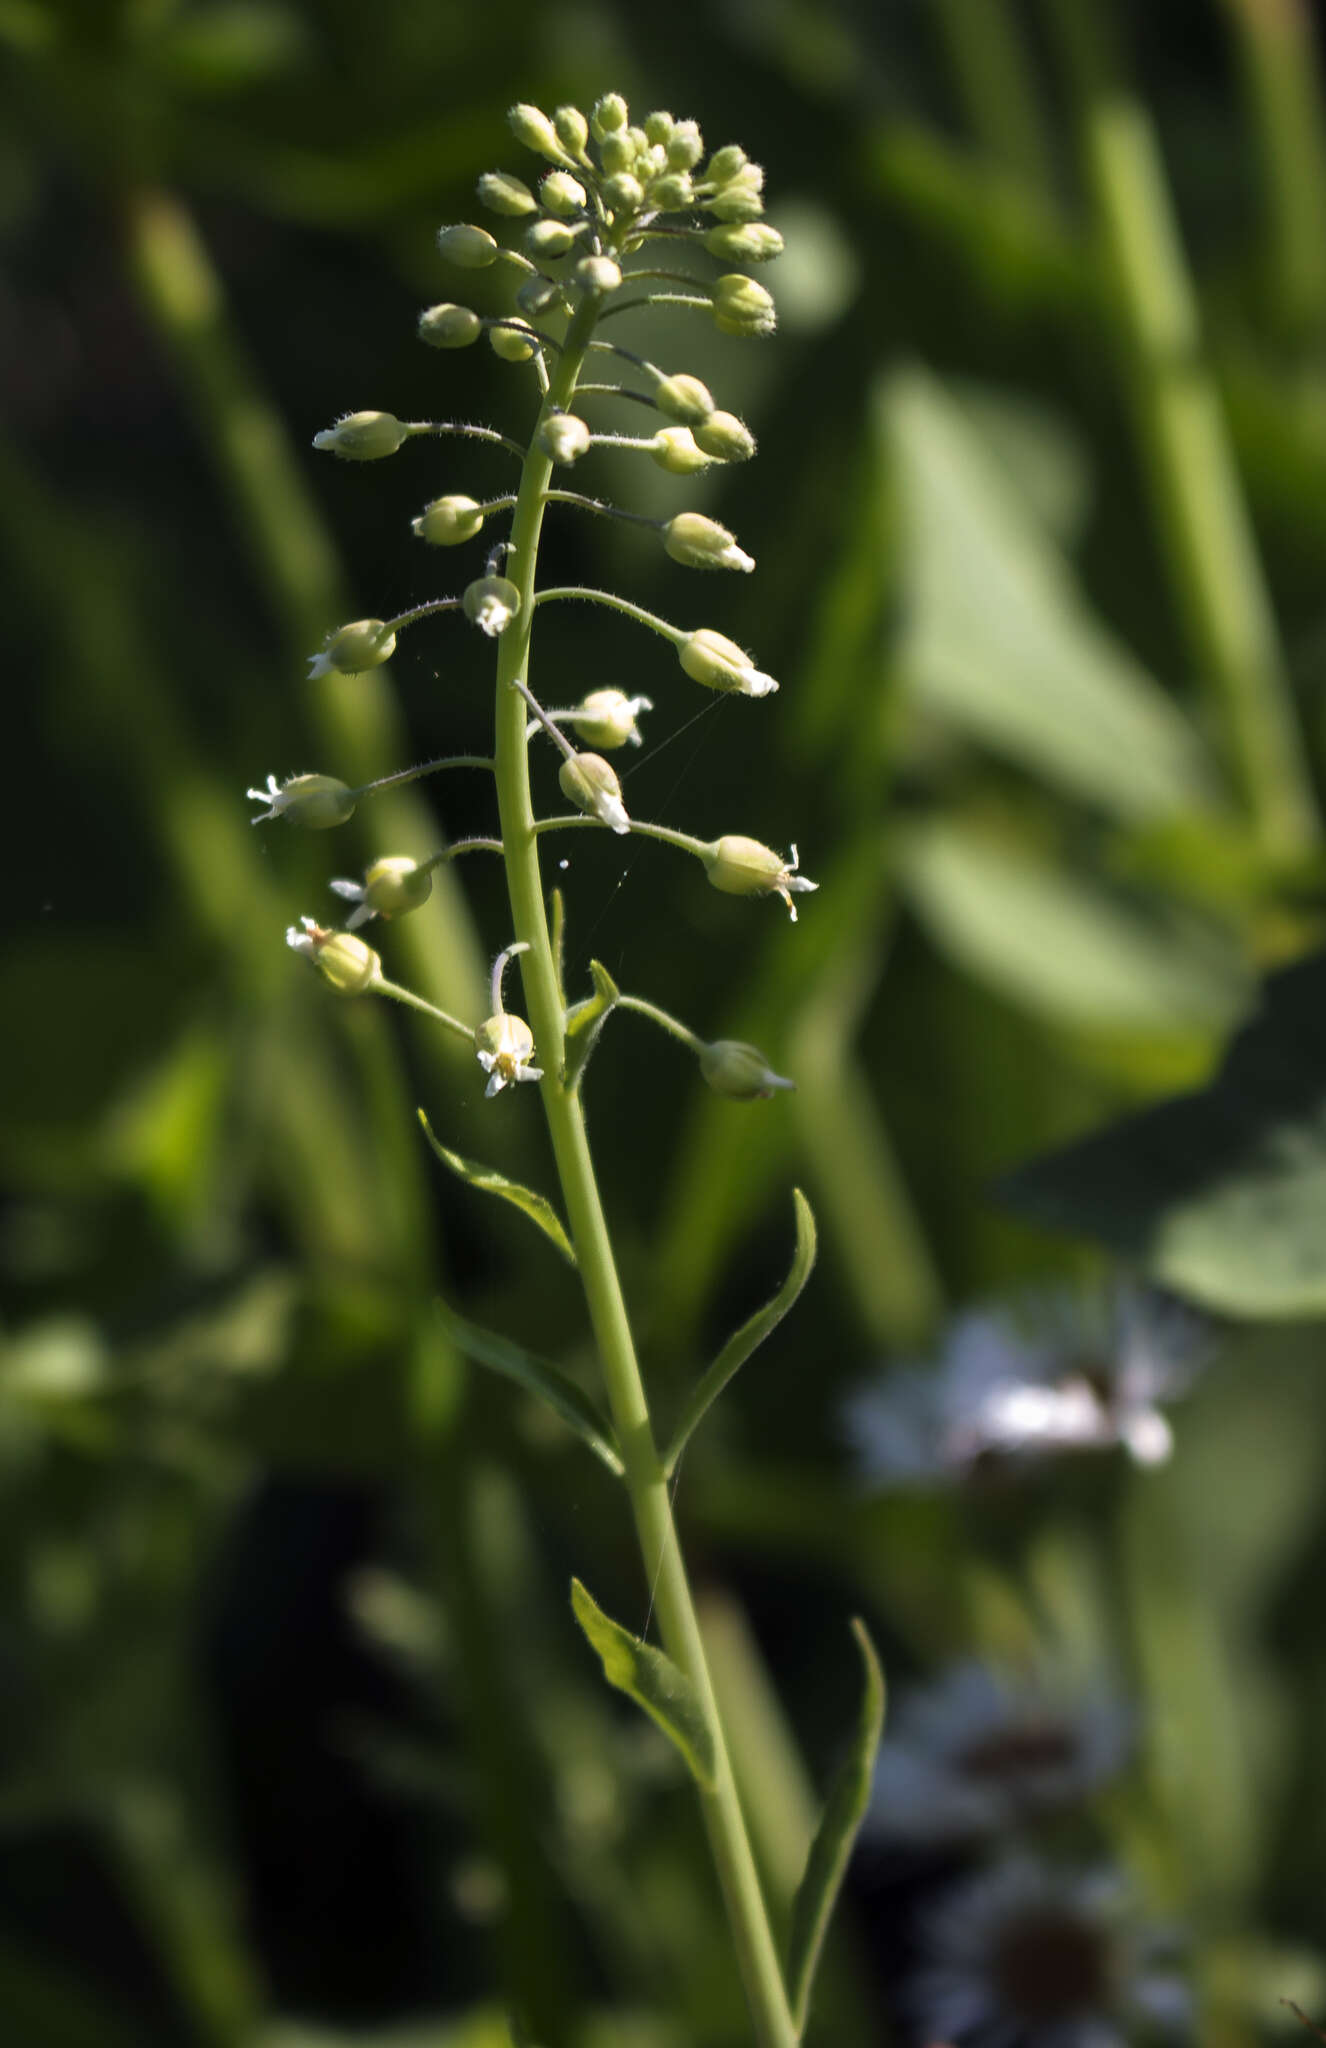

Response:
(474, 1012), (543, 1097)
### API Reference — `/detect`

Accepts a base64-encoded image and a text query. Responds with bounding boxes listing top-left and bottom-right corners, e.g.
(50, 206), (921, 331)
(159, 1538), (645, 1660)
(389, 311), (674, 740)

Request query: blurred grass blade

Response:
(570, 1579), (716, 1791)
(418, 1112), (577, 1266)
(884, 367), (1218, 820)
(662, 1191), (817, 1476)
(786, 1620), (885, 2037)
(436, 1300), (622, 1476)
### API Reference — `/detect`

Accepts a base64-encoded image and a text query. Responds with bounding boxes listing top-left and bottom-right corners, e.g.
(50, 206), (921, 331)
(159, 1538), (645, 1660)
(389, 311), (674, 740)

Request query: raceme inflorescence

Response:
(250, 95), (880, 2048)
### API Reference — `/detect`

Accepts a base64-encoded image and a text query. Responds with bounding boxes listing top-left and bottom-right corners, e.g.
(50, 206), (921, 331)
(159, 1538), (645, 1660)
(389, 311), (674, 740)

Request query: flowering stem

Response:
(414, 422), (528, 460)
(346, 755), (494, 802)
(530, 813), (713, 862)
(491, 293), (797, 2048)
(599, 293), (714, 320)
(376, 978), (473, 1043)
(617, 992), (706, 1055)
(543, 488), (662, 528)
(533, 586), (685, 643)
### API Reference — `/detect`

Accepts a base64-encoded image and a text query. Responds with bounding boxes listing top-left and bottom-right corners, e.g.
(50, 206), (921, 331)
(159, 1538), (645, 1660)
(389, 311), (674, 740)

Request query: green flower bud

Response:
(699, 1039), (795, 1100)
(712, 272), (777, 337)
(558, 751), (631, 834)
(708, 166), (765, 222)
(566, 689), (652, 749)
(649, 171), (694, 211)
(600, 132), (635, 176)
(692, 410), (757, 461)
(644, 110), (674, 145)
(463, 575), (521, 636)
(627, 124), (650, 156)
(664, 511), (754, 573)
(330, 856), (433, 927)
(678, 627), (777, 697)
(508, 103), (568, 162)
(489, 324), (537, 362)
(307, 618), (397, 678)
(526, 217), (580, 259)
(537, 412), (591, 465)
(517, 274), (564, 317)
(650, 426), (712, 474)
(591, 93), (628, 140)
(575, 254), (622, 295)
(653, 372), (714, 425)
(707, 144), (748, 184)
(249, 773), (356, 829)
(554, 105), (589, 157)
(474, 1011), (542, 1095)
(603, 171), (644, 212)
(540, 170), (586, 216)
(287, 918), (383, 992)
(312, 410), (411, 460)
(477, 170), (538, 217)
(436, 223), (499, 268)
(701, 836), (818, 918)
(417, 302), (482, 348)
(412, 494), (485, 546)
(704, 221), (784, 262)
(667, 119), (704, 170)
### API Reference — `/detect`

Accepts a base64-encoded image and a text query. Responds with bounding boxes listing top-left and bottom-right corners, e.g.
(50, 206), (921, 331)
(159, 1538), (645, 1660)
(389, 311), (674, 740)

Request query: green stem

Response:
(377, 978), (473, 1043)
(1045, 0), (1321, 860)
(1220, 0), (1326, 347)
(933, 0), (1057, 189)
(533, 586), (684, 641)
(347, 754), (494, 801)
(492, 295), (797, 2048)
(617, 992), (706, 1054)
(531, 813), (712, 861)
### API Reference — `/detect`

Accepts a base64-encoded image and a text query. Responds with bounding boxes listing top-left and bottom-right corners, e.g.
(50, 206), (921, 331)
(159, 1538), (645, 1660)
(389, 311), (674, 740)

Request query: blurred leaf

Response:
(900, 817), (1250, 1033)
(436, 1299), (623, 1476)
(146, 4), (308, 92)
(952, 382), (1094, 544)
(418, 1112), (576, 1266)
(786, 1620), (885, 2038)
(570, 1580), (716, 1792)
(1000, 951), (1326, 1313)
(662, 1191), (817, 1475)
(884, 368), (1219, 820)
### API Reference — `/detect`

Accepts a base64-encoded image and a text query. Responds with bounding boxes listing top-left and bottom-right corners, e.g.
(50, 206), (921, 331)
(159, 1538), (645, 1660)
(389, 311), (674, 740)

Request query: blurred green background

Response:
(8, 0), (1326, 2042)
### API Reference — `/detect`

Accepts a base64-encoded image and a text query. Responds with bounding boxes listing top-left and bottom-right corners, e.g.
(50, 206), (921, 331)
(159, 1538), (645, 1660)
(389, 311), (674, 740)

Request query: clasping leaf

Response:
(418, 1110), (576, 1266)
(570, 1578), (716, 1790)
(436, 1299), (623, 1476)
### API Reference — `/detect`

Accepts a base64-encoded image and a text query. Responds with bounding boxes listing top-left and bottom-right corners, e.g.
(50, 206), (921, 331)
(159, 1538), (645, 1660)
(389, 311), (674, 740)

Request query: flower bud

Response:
(558, 751), (631, 834)
(706, 144), (748, 184)
(704, 221), (784, 263)
(537, 412), (591, 465)
(508, 103), (568, 162)
(307, 618), (397, 677)
(701, 836), (818, 918)
(592, 92), (628, 137)
(312, 410), (411, 460)
(650, 426), (712, 474)
(358, 856), (433, 921)
(653, 372), (714, 425)
(474, 1011), (542, 1095)
(490, 324), (537, 362)
(287, 918), (383, 993)
(417, 302), (482, 349)
(678, 628), (777, 697)
(603, 172), (644, 212)
(708, 165), (765, 222)
(463, 575), (521, 636)
(554, 104), (589, 157)
(575, 254), (621, 295)
(664, 512), (754, 573)
(517, 274), (564, 317)
(712, 272), (777, 337)
(540, 170), (586, 216)
(644, 110), (674, 145)
(526, 217), (580, 259)
(249, 773), (357, 829)
(477, 170), (537, 216)
(699, 1040), (795, 1100)
(436, 223), (499, 269)
(692, 410), (756, 461)
(667, 120), (705, 170)
(649, 171), (694, 211)
(566, 689), (652, 749)
(599, 131), (635, 176)
(412, 494), (485, 546)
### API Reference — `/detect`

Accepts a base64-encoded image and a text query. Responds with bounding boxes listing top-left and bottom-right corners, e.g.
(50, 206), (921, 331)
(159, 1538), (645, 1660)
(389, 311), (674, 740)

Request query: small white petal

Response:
(485, 1070), (506, 1098)
(329, 878), (365, 900)
(307, 650), (334, 678)
(599, 793), (631, 835)
(476, 1050), (497, 1073)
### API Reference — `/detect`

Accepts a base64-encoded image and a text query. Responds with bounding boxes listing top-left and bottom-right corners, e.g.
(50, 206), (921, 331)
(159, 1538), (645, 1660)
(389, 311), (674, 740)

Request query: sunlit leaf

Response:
(418, 1111), (576, 1265)
(786, 1621), (885, 2037)
(570, 1579), (716, 1790)
(564, 959), (620, 1090)
(662, 1191), (817, 1475)
(436, 1299), (622, 1476)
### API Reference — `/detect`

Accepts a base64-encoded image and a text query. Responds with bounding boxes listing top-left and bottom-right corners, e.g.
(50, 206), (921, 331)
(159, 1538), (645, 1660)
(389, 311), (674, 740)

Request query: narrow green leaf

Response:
(786, 1621), (886, 2038)
(570, 1579), (716, 1790)
(417, 1111), (576, 1265)
(563, 960), (620, 1090)
(662, 1191), (817, 1476)
(436, 1299), (622, 1476)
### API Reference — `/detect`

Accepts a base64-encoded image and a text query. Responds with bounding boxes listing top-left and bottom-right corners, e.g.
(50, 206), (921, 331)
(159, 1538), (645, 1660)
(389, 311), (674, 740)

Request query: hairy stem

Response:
(491, 294), (797, 2048)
